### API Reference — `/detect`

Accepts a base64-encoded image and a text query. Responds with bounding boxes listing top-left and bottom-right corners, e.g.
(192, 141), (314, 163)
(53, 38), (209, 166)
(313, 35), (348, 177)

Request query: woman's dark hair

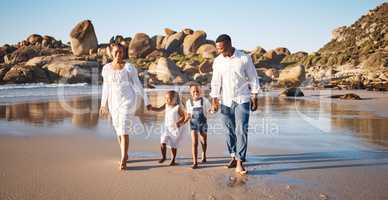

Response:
(110, 43), (124, 51)
(216, 34), (232, 45)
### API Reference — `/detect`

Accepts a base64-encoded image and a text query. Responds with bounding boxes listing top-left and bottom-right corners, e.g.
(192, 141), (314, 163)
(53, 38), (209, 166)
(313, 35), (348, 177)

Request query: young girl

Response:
(147, 91), (185, 166)
(184, 82), (211, 169)
(99, 43), (149, 170)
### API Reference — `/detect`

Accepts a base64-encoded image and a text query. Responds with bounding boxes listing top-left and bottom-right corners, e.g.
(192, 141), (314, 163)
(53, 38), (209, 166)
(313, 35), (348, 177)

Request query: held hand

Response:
(211, 98), (220, 113)
(176, 121), (182, 128)
(146, 104), (152, 111)
(99, 106), (109, 117)
(250, 96), (258, 111)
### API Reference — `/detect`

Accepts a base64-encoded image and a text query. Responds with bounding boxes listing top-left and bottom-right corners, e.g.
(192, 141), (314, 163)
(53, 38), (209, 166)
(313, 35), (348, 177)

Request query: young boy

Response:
(184, 82), (212, 169)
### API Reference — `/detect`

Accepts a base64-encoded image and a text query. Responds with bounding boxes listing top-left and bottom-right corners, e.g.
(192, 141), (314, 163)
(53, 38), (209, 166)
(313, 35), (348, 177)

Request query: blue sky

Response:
(0, 0), (386, 52)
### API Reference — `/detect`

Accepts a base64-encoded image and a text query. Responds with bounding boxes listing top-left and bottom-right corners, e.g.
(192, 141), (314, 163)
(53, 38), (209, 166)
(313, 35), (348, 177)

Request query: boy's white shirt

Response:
(185, 97), (212, 118)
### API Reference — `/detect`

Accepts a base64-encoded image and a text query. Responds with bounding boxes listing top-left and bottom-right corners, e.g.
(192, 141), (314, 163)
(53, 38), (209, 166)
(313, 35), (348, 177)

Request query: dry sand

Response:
(1, 89), (388, 200)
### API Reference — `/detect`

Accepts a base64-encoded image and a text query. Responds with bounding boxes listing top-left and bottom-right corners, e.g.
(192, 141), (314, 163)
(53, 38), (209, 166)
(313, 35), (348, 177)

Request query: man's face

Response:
(216, 41), (231, 57)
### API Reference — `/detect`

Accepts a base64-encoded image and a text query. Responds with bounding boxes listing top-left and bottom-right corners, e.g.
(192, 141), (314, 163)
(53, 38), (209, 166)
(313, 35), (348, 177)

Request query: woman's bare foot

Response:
(158, 157), (166, 163)
(119, 161), (127, 170)
(119, 155), (128, 170)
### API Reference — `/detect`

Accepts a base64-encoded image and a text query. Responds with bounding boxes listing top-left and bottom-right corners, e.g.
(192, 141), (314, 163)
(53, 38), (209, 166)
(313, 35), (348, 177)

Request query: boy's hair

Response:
(188, 81), (201, 89)
(216, 34), (232, 45)
(167, 90), (180, 105)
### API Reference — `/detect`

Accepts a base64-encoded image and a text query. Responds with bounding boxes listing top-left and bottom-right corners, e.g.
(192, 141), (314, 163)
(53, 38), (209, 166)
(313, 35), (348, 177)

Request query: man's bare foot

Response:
(158, 157), (166, 163)
(169, 160), (177, 166)
(235, 162), (247, 175)
(226, 158), (237, 168)
(191, 163), (198, 169)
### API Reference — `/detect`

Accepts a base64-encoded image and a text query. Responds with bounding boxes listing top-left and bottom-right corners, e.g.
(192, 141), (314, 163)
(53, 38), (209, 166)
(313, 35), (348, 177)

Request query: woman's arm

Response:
(129, 65), (149, 106)
(100, 67), (109, 108)
(99, 66), (109, 116)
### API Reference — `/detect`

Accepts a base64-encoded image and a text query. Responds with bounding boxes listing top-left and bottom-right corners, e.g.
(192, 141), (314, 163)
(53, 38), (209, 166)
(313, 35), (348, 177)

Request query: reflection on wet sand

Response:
(0, 94), (387, 146)
(0, 97), (99, 128)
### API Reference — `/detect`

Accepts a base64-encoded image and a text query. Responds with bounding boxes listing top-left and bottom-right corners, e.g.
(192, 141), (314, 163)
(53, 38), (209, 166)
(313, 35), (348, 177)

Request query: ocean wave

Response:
(0, 83), (89, 90)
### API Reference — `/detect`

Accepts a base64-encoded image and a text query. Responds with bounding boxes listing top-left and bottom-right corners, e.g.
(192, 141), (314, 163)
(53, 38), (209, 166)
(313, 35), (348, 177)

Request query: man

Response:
(210, 34), (260, 175)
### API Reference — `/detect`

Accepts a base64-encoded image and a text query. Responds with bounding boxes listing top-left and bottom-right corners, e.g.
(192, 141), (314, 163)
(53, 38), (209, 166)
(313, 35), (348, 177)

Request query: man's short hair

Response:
(216, 34), (231, 44)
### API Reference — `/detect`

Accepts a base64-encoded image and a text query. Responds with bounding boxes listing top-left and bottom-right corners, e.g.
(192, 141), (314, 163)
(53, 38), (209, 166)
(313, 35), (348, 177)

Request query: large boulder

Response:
(278, 64), (306, 87)
(0, 64), (12, 81)
(162, 32), (186, 53)
(43, 55), (100, 83)
(274, 47), (291, 56)
(25, 55), (62, 68)
(330, 93), (362, 100)
(198, 60), (213, 74)
(197, 44), (217, 58)
(263, 50), (277, 60)
(281, 51), (308, 64)
(183, 31), (207, 55)
(148, 57), (188, 84)
(69, 20), (98, 56)
(145, 49), (169, 61)
(41, 35), (63, 48)
(2, 64), (48, 83)
(279, 87), (304, 97)
(164, 28), (176, 36)
(4, 46), (40, 64)
(26, 34), (43, 45)
(151, 35), (165, 49)
(128, 33), (154, 58)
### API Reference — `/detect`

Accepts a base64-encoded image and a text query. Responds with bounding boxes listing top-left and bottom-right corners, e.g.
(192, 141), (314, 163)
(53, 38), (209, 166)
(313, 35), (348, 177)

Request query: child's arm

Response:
(182, 112), (191, 124)
(176, 107), (186, 128)
(147, 104), (166, 112)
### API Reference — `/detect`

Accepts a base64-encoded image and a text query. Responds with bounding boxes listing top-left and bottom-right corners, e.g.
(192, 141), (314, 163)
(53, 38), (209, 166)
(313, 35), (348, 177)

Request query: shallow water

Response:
(0, 90), (387, 150)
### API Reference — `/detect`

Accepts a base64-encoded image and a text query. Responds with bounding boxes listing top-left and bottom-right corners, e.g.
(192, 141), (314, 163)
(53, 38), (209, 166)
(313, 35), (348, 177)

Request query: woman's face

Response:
(111, 46), (124, 61)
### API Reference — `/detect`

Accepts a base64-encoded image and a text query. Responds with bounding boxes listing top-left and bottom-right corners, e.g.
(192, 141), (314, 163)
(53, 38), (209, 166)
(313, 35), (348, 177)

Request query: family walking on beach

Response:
(99, 34), (260, 175)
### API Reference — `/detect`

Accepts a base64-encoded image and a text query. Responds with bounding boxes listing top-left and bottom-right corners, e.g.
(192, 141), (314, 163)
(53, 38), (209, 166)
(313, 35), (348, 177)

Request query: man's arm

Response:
(245, 55), (260, 95)
(210, 60), (221, 112)
(245, 55), (260, 111)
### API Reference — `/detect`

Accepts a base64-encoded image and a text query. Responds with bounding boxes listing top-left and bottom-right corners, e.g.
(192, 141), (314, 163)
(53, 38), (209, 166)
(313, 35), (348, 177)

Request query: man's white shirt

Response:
(210, 50), (260, 107)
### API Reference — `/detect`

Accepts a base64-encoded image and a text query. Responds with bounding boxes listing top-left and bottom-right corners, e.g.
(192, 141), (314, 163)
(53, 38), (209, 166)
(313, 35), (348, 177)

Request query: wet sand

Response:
(1, 89), (388, 200)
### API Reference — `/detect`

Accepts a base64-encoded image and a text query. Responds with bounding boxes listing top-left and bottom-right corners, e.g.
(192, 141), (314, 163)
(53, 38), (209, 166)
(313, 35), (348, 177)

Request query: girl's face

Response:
(190, 86), (201, 100)
(111, 45), (124, 61)
(165, 93), (176, 106)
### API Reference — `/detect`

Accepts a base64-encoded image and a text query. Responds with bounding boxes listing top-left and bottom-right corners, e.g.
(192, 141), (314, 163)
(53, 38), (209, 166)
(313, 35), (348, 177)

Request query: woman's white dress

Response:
(161, 105), (184, 148)
(101, 63), (148, 136)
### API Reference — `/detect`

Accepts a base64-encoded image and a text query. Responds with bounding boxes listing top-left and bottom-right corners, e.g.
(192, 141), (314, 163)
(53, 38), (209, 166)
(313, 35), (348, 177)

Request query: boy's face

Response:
(190, 86), (201, 100)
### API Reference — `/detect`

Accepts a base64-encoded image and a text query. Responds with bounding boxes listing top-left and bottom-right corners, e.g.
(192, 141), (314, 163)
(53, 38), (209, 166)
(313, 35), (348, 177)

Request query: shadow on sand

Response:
(123, 150), (388, 173)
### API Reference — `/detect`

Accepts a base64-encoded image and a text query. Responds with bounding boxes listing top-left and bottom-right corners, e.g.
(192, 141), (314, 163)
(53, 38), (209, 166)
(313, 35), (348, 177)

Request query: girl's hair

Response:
(167, 90), (180, 105)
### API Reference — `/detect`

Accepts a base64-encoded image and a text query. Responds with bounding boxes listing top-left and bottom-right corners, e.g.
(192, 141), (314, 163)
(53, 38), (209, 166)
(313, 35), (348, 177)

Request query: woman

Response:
(99, 43), (148, 170)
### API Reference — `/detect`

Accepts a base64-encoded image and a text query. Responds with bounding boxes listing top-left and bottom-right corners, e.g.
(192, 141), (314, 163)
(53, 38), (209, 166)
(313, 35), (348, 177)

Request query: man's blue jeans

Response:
(220, 101), (250, 162)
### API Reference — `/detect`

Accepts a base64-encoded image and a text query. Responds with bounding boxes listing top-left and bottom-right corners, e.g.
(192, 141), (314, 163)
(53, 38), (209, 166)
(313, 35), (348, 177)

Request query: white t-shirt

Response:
(185, 97), (211, 118)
